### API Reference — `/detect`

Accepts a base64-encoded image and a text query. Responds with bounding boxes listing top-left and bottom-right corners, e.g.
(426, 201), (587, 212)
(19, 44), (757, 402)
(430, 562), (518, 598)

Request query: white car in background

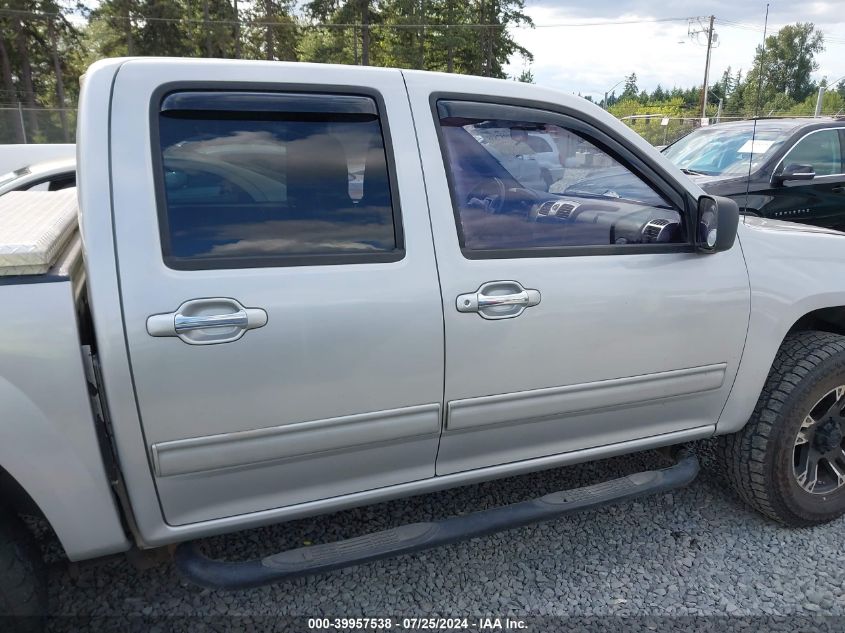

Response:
(0, 157), (76, 196)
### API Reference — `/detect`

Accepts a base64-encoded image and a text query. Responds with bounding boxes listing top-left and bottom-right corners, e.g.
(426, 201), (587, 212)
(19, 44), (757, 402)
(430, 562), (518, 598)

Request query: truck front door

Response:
(405, 74), (751, 475)
(109, 61), (444, 525)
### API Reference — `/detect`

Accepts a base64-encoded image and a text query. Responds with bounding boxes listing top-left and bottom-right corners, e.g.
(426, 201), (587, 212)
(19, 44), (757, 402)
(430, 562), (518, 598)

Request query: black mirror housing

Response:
(696, 195), (739, 254)
(775, 163), (815, 184)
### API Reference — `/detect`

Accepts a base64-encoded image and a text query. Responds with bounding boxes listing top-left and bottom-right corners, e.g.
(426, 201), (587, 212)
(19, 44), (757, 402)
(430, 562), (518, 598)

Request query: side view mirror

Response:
(696, 195), (739, 254)
(775, 163), (815, 184)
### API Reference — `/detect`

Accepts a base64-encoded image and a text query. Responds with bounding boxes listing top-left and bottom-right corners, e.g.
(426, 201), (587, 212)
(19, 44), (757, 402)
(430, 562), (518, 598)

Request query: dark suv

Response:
(568, 118), (845, 230)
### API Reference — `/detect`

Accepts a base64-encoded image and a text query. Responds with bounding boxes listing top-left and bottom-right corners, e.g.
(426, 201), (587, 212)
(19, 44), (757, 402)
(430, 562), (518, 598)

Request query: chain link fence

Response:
(4, 106), (837, 149)
(0, 106), (76, 144)
(619, 115), (702, 148)
(0, 107), (705, 147)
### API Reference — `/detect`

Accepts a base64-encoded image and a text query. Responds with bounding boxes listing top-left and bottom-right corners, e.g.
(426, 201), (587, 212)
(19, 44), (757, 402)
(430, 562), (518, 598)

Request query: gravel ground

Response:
(38, 442), (845, 631)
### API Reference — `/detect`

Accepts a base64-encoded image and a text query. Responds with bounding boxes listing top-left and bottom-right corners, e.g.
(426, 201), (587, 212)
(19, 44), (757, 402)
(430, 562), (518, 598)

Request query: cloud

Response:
(506, 1), (845, 99)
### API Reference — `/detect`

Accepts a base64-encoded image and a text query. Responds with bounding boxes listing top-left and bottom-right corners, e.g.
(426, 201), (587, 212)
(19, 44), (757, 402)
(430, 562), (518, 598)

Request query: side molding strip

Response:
(152, 403), (442, 477)
(447, 364), (727, 432)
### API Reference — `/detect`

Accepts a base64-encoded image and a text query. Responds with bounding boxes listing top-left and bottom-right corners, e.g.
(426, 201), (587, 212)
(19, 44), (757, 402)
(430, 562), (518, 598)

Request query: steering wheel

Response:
(465, 177), (507, 214)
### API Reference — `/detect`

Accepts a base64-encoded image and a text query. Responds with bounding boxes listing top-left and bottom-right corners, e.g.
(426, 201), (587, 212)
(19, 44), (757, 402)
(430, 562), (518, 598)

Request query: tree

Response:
(514, 66), (533, 83)
(651, 84), (665, 102)
(745, 23), (824, 104)
(620, 72), (637, 100)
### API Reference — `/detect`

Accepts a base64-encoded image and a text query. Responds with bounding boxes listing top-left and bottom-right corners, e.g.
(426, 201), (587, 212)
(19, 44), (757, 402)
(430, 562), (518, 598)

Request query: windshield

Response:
(0, 167), (30, 187)
(664, 127), (785, 176)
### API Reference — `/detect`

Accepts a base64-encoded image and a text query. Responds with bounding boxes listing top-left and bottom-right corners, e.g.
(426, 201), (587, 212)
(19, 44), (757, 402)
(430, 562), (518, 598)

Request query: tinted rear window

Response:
(156, 91), (401, 269)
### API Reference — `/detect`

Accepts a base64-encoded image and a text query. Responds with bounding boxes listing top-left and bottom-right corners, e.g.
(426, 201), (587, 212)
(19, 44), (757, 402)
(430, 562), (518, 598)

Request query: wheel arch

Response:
(718, 300), (845, 436)
(0, 463), (42, 518)
(789, 306), (845, 338)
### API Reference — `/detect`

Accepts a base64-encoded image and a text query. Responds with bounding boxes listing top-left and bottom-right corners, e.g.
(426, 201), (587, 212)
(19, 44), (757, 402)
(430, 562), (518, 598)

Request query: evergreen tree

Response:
(620, 72), (637, 100)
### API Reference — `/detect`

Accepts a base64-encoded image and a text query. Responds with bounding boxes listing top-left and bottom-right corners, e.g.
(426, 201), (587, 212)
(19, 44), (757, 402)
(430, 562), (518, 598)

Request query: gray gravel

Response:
(39, 442), (845, 631)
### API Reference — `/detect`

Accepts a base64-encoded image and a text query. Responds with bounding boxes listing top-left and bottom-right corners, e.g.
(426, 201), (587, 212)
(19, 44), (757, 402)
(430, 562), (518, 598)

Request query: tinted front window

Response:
(157, 93), (398, 268)
(438, 102), (683, 253)
(783, 130), (843, 177)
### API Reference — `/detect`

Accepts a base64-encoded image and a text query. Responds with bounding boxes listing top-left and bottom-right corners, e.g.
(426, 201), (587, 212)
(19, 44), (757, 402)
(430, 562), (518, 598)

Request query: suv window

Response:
(437, 101), (684, 253)
(156, 91), (400, 269)
(783, 129), (843, 177)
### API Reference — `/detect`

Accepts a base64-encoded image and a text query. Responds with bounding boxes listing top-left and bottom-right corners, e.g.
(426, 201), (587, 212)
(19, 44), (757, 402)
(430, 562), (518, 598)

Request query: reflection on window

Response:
(784, 130), (842, 177)
(663, 128), (784, 177)
(157, 96), (397, 267)
(438, 105), (684, 252)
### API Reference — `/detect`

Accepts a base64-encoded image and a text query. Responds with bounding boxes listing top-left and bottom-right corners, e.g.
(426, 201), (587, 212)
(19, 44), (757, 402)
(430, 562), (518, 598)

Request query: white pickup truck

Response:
(4, 57), (845, 621)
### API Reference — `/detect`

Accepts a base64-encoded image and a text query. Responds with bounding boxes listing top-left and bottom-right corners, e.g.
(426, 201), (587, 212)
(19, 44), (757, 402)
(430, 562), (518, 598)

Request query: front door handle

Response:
(147, 298), (267, 345)
(457, 281), (541, 320)
(833, 186), (845, 194)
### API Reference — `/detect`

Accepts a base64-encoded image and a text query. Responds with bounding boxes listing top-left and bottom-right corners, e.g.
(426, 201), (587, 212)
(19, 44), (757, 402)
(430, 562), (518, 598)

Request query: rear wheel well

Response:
(790, 307), (845, 337)
(0, 465), (43, 519)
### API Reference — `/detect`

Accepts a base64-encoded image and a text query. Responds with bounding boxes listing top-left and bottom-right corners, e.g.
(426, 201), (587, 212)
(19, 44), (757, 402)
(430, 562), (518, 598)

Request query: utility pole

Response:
(814, 86), (826, 117)
(688, 16), (716, 120)
(700, 15), (715, 119)
(602, 78), (625, 110)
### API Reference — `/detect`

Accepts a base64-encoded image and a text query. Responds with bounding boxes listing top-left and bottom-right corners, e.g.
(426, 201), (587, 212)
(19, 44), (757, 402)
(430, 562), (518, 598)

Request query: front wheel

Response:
(718, 330), (845, 526)
(0, 510), (46, 630)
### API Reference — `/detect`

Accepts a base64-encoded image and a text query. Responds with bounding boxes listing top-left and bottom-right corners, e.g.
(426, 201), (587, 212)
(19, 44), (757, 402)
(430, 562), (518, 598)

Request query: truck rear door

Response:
(109, 60), (444, 525)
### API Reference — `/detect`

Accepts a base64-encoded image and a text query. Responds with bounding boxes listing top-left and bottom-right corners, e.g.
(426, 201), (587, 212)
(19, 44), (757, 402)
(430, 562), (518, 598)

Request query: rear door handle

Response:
(175, 311), (249, 333)
(833, 186), (845, 194)
(147, 298), (267, 345)
(457, 281), (541, 320)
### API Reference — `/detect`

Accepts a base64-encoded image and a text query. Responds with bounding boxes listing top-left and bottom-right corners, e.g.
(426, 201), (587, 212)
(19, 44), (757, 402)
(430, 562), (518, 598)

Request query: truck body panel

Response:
(0, 238), (128, 560)
(717, 217), (845, 433)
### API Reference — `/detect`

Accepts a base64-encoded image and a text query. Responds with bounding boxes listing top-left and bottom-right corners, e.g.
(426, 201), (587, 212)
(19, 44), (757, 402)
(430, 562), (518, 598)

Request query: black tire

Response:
(0, 509), (46, 630)
(718, 330), (845, 526)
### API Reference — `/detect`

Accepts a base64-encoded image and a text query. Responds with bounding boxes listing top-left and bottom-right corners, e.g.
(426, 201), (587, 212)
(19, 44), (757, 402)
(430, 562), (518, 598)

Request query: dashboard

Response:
(460, 182), (684, 250)
(529, 196), (683, 245)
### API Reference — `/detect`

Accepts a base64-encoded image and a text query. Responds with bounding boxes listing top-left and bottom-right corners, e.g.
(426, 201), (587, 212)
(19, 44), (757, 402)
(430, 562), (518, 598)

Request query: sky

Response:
(503, 1), (845, 101)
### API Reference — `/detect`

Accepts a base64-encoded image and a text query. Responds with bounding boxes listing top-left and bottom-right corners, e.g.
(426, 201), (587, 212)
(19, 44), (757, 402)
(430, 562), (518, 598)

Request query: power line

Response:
(528, 17), (693, 28)
(717, 18), (845, 45)
(0, 7), (693, 30)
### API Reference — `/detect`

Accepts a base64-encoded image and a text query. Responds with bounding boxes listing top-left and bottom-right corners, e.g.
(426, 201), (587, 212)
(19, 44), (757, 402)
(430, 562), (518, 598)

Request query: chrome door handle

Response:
(457, 281), (541, 320)
(174, 310), (249, 333)
(477, 291), (532, 309)
(147, 298), (267, 345)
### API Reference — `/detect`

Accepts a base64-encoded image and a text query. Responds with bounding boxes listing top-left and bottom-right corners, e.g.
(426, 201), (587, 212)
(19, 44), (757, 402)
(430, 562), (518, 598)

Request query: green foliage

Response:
(620, 72), (637, 101)
(751, 22), (824, 103)
(514, 66), (533, 83)
(1, 0), (534, 141)
(1, 8), (840, 146)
